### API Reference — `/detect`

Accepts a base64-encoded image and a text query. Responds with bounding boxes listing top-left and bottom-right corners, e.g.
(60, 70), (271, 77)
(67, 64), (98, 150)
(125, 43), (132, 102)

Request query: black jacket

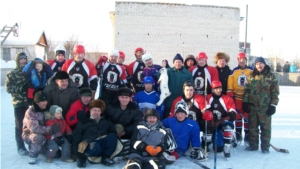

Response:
(216, 65), (231, 95)
(104, 101), (142, 139)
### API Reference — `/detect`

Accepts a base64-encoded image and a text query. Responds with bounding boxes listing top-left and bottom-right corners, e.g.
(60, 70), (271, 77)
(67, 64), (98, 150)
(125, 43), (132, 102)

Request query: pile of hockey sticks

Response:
(236, 109), (289, 153)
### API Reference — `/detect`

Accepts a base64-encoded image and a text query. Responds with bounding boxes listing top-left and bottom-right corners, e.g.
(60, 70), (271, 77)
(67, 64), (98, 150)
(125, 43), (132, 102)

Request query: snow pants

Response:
(22, 133), (46, 158)
(45, 138), (71, 161)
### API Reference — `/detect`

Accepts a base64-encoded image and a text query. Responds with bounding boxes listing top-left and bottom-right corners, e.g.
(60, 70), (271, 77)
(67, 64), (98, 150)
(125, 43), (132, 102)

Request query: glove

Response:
(145, 145), (162, 156)
(51, 124), (60, 134)
(77, 111), (89, 124)
(202, 110), (213, 121)
(67, 135), (73, 144)
(266, 105), (276, 116)
(228, 111), (236, 121)
(54, 136), (64, 146)
(99, 55), (107, 64)
(190, 148), (206, 160)
(242, 102), (249, 113)
(27, 87), (34, 99)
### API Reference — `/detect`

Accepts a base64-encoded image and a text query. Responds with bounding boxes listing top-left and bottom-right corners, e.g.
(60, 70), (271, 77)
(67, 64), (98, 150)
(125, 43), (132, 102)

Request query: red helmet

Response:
(73, 45), (85, 54)
(237, 52), (246, 59)
(211, 80), (222, 89)
(196, 52), (208, 60)
(134, 47), (144, 54)
(119, 51), (125, 59)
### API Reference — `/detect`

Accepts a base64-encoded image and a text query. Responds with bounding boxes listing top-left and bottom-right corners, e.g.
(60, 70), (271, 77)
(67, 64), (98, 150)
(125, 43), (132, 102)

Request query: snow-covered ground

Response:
(1, 86), (300, 169)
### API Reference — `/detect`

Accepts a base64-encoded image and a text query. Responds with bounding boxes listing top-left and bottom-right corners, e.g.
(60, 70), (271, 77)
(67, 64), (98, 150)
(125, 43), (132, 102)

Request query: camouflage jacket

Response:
(243, 65), (279, 110)
(5, 59), (29, 108)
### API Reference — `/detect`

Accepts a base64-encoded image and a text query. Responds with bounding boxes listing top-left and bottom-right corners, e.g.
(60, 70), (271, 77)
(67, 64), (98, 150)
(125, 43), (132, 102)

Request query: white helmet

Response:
(55, 44), (66, 56)
(109, 49), (119, 58)
(142, 53), (152, 62)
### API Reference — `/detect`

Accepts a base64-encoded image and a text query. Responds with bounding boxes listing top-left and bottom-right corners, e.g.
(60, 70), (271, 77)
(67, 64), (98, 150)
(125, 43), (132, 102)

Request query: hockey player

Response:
(205, 81), (236, 158)
(163, 101), (207, 161)
(46, 44), (66, 73)
(61, 44), (98, 92)
(97, 49), (127, 106)
(128, 47), (145, 93)
(189, 52), (219, 96)
(227, 52), (253, 145)
(134, 76), (164, 118)
(141, 53), (162, 92)
(214, 52), (231, 95)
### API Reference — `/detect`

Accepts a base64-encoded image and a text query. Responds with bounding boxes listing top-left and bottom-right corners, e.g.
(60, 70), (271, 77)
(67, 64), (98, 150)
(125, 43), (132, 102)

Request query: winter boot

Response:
(77, 158), (86, 168)
(245, 146), (258, 151)
(28, 157), (37, 164)
(223, 143), (231, 158)
(262, 149), (270, 154)
(244, 133), (250, 147)
(101, 155), (115, 166)
(162, 152), (176, 164)
(235, 132), (242, 143)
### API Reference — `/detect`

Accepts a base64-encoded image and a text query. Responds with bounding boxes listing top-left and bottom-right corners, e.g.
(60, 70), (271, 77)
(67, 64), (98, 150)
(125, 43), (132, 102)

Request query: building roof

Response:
(1, 29), (48, 47)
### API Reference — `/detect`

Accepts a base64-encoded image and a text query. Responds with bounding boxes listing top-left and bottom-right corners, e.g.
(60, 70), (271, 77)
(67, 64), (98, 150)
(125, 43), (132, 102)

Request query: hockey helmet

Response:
(237, 52), (246, 60)
(55, 44), (66, 56)
(143, 76), (154, 85)
(73, 45), (85, 54)
(109, 49), (120, 58)
(211, 80), (222, 89)
(119, 51), (125, 59)
(196, 52), (208, 60)
(142, 53), (152, 62)
(134, 47), (144, 54)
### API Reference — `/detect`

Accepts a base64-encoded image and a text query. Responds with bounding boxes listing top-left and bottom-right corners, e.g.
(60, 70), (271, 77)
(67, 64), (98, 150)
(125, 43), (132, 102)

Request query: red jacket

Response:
(65, 99), (90, 127)
(45, 118), (72, 140)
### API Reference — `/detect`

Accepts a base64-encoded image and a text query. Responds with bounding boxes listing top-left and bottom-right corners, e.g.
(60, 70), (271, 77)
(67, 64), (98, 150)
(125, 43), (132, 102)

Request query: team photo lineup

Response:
(5, 44), (280, 168)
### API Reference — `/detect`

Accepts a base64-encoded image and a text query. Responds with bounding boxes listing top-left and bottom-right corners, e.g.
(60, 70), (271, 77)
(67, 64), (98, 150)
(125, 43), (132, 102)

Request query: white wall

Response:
(114, 2), (240, 68)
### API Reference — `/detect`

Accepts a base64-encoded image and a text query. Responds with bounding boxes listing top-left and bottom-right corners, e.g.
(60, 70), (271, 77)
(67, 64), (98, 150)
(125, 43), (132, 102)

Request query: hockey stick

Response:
(213, 122), (218, 169)
(178, 152), (210, 169)
(204, 69), (208, 165)
(235, 108), (289, 153)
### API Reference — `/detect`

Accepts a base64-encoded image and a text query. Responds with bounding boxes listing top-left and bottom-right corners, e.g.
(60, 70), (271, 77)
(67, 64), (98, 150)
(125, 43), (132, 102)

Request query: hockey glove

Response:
(242, 102), (249, 113)
(190, 148), (206, 161)
(266, 105), (276, 116)
(228, 111), (236, 121)
(77, 111), (89, 124)
(54, 136), (64, 146)
(202, 110), (213, 121)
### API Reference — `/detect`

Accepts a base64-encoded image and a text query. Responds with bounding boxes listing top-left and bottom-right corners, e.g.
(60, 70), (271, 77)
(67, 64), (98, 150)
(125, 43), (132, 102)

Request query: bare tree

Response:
(63, 34), (78, 59)
(45, 36), (57, 60)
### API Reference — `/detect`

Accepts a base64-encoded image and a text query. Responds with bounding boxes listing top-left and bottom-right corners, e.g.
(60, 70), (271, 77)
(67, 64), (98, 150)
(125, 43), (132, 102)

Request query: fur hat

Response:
(173, 53), (184, 63)
(89, 99), (106, 112)
(55, 71), (69, 80)
(144, 109), (160, 120)
(79, 87), (93, 97)
(118, 87), (132, 97)
(34, 91), (48, 103)
(214, 52), (230, 64)
(49, 105), (63, 115)
(184, 54), (196, 66)
(175, 101), (189, 115)
(255, 57), (266, 65)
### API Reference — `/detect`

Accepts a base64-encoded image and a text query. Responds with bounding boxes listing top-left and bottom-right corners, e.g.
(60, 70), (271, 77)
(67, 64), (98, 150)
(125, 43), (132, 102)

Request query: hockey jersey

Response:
(206, 94), (236, 119)
(142, 64), (162, 92)
(101, 62), (127, 92)
(46, 59), (65, 73)
(128, 60), (145, 93)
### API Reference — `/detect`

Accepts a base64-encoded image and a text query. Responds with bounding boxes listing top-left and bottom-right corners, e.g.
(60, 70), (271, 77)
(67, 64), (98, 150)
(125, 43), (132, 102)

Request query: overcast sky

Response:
(1, 0), (299, 61)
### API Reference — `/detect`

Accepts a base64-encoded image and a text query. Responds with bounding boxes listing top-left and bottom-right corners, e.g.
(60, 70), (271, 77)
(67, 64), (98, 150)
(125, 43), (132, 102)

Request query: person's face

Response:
(217, 59), (226, 68)
(161, 60), (167, 68)
(212, 87), (222, 96)
(175, 112), (186, 122)
(184, 86), (194, 99)
(146, 116), (158, 125)
(256, 62), (265, 72)
(117, 58), (124, 64)
(109, 55), (118, 64)
(35, 63), (43, 72)
(144, 83), (153, 92)
(174, 60), (183, 70)
(145, 59), (153, 67)
(55, 79), (69, 89)
(135, 51), (144, 61)
(90, 107), (101, 119)
(56, 54), (65, 62)
(18, 58), (27, 67)
(36, 100), (48, 110)
(197, 59), (207, 67)
(118, 95), (131, 107)
(81, 96), (92, 105)
(238, 58), (247, 67)
(74, 52), (85, 62)
(186, 59), (195, 67)
(54, 111), (62, 119)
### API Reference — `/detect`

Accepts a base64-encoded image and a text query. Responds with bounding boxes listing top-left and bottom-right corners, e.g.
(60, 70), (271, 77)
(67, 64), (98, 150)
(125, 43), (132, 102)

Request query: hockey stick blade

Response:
(270, 143), (289, 153)
(179, 153), (210, 169)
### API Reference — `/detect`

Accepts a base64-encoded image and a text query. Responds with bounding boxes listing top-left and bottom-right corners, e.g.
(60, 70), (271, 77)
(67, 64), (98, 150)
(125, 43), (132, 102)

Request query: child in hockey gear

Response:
(141, 53), (162, 92)
(123, 109), (170, 169)
(206, 81), (236, 158)
(134, 76), (165, 118)
(163, 101), (207, 161)
(45, 105), (74, 163)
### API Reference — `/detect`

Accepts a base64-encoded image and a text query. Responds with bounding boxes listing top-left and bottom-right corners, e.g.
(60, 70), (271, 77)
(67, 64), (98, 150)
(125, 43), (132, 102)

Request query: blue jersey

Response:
(162, 117), (200, 153)
(134, 90), (164, 118)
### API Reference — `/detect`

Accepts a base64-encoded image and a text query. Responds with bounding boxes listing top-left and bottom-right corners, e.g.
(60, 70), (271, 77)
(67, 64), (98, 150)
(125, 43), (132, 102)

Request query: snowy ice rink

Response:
(1, 86), (300, 169)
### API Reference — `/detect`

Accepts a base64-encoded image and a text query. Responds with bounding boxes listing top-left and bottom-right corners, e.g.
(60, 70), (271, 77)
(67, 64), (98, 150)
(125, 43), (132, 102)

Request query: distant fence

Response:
(1, 69), (299, 86)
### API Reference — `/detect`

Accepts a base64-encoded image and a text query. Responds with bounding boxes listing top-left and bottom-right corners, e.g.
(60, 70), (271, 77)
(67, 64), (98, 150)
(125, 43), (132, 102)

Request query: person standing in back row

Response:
(128, 47), (145, 93)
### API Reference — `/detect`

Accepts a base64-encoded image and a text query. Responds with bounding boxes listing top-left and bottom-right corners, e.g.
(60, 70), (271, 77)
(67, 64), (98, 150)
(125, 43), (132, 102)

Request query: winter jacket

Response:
(44, 112), (72, 140)
(158, 67), (192, 108)
(216, 65), (231, 95)
(104, 101), (142, 139)
(43, 75), (79, 116)
(5, 56), (29, 108)
(46, 59), (66, 73)
(65, 99), (90, 128)
(130, 121), (166, 156)
(243, 65), (280, 110)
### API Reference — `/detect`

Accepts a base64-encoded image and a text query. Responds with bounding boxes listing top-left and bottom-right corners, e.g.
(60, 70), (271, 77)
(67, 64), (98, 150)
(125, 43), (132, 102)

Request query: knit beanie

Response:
(16, 52), (27, 60)
(34, 91), (48, 103)
(255, 57), (266, 65)
(49, 105), (63, 115)
(173, 53), (184, 63)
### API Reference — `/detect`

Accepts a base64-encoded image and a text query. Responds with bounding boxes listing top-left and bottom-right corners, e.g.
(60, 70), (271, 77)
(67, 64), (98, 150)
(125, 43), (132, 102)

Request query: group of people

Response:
(6, 44), (279, 168)
(276, 61), (298, 73)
